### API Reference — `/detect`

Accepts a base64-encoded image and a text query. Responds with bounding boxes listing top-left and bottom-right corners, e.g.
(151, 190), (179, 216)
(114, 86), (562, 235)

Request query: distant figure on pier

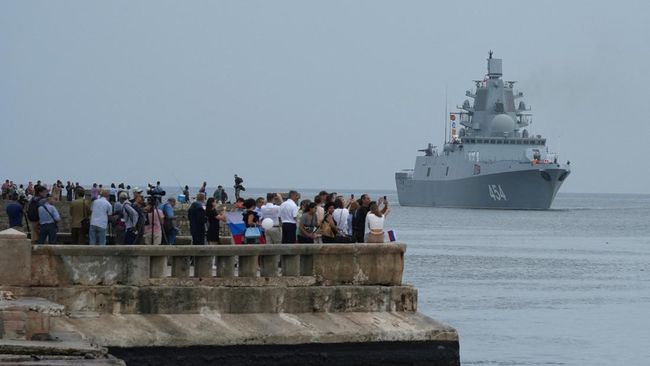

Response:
(65, 181), (73, 202)
(234, 174), (245, 200)
(213, 185), (228, 204)
(199, 181), (207, 195)
(26, 182), (34, 197)
(109, 183), (117, 203)
(1, 180), (9, 199)
(183, 185), (190, 203)
(90, 183), (99, 200)
(51, 181), (61, 202)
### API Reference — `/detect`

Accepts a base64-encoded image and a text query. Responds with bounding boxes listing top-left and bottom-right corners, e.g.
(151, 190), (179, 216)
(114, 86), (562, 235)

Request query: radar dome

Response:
(490, 114), (515, 135)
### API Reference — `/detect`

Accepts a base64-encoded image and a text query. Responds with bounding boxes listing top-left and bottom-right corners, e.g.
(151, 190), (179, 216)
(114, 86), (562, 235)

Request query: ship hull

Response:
(396, 168), (569, 209)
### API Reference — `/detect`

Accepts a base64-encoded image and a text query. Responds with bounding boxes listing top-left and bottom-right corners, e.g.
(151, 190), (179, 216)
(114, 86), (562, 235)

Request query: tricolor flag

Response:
(225, 211), (246, 236)
(387, 230), (397, 242)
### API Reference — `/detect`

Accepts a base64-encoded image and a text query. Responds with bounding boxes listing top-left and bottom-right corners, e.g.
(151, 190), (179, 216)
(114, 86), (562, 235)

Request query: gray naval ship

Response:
(396, 52), (570, 209)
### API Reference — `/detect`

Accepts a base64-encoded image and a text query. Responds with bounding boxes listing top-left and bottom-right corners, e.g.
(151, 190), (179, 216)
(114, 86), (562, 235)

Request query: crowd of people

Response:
(3, 177), (392, 245)
(187, 189), (390, 245)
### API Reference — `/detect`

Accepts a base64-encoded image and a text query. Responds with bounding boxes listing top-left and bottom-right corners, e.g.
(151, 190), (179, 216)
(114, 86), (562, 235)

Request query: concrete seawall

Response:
(0, 229), (460, 365)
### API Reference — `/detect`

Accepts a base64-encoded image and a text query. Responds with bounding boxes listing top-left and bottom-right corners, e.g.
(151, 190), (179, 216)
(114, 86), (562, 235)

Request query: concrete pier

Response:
(0, 228), (459, 365)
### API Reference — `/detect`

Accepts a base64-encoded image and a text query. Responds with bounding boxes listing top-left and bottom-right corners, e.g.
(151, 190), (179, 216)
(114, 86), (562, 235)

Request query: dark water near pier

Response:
(170, 187), (650, 365)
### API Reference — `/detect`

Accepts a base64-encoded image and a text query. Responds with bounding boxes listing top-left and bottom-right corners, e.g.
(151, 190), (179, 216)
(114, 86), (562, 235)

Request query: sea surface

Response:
(171, 187), (650, 365)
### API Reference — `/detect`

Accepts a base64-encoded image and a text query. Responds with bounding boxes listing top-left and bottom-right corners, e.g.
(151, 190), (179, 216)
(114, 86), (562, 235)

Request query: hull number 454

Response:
(488, 184), (507, 201)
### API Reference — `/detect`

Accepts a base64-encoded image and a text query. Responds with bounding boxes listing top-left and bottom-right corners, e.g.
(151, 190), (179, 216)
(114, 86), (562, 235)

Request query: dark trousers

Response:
(353, 228), (364, 243)
(38, 223), (58, 244)
(71, 227), (88, 244)
(191, 230), (205, 245)
(297, 235), (314, 244)
(125, 229), (137, 245)
(281, 223), (296, 244)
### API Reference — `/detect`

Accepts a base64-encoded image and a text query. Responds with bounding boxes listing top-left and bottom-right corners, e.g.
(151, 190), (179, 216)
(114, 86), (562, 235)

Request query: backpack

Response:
(27, 199), (41, 222)
(133, 205), (146, 232)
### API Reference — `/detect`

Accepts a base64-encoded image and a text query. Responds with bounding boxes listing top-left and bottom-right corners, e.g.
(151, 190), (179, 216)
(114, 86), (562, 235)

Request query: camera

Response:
(146, 188), (166, 196)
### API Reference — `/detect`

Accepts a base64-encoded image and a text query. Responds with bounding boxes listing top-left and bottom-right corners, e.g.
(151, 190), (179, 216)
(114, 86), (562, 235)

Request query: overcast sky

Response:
(1, 1), (649, 193)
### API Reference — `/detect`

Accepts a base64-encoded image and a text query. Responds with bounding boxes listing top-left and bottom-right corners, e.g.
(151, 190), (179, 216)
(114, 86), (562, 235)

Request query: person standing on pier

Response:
(261, 193), (282, 244)
(366, 199), (390, 243)
(37, 195), (60, 244)
(143, 200), (165, 245)
(234, 174), (245, 200)
(280, 190), (300, 244)
(183, 185), (190, 203)
(89, 190), (112, 245)
(213, 185), (228, 204)
(26, 186), (48, 243)
(352, 194), (371, 243)
(188, 192), (207, 245)
(69, 189), (90, 244)
(5, 193), (24, 230)
(65, 181), (73, 202)
(160, 197), (178, 245)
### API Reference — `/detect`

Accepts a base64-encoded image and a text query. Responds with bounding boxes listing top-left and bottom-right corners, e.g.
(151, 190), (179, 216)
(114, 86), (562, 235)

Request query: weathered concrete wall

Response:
(0, 230), (31, 286)
(5, 285), (417, 315)
(0, 231), (460, 365)
(51, 311), (457, 347)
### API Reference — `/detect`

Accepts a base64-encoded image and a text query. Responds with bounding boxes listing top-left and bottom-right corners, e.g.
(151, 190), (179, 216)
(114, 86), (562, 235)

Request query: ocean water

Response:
(394, 193), (650, 366)
(171, 187), (650, 365)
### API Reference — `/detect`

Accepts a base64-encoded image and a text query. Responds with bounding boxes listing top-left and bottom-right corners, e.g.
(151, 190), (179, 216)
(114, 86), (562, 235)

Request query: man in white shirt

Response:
(89, 190), (113, 245)
(261, 193), (283, 244)
(332, 198), (351, 242)
(279, 190), (300, 244)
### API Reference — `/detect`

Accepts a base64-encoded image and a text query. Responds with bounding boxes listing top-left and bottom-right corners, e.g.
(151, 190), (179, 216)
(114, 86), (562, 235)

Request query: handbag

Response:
(80, 200), (90, 230)
(317, 215), (335, 238)
(244, 227), (261, 239)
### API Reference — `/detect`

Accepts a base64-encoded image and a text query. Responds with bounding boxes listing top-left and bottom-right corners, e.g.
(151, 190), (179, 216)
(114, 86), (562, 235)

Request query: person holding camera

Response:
(366, 198), (390, 243)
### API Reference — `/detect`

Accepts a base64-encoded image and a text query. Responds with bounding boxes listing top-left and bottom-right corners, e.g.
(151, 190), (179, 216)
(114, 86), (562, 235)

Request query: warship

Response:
(395, 52), (570, 209)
